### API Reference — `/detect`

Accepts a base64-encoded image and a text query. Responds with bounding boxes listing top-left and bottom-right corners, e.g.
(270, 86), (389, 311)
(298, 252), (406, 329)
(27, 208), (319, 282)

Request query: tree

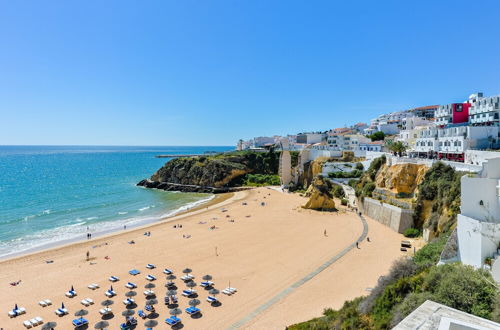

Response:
(369, 131), (385, 141)
(388, 141), (407, 157)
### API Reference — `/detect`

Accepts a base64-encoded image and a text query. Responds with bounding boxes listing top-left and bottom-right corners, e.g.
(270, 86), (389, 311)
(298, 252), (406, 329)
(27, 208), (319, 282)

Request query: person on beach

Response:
(367, 237), (370, 242)
(124, 225), (126, 230)
(86, 251), (90, 261)
(356, 242), (359, 249)
(324, 229), (327, 237)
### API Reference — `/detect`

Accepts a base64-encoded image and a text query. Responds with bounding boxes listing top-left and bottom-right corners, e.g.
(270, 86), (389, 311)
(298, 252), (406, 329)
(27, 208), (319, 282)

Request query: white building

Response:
(394, 300), (500, 330)
(359, 141), (383, 152)
(438, 126), (499, 161)
(327, 133), (370, 151)
(253, 136), (275, 147)
(414, 126), (439, 155)
(469, 94), (500, 126)
(296, 132), (326, 144)
(457, 157), (500, 281)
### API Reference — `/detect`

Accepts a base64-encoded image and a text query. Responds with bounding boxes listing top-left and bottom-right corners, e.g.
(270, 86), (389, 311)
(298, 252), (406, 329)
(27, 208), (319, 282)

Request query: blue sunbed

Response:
(166, 316), (181, 325)
(186, 306), (201, 315)
(129, 269), (140, 275)
(72, 318), (88, 327)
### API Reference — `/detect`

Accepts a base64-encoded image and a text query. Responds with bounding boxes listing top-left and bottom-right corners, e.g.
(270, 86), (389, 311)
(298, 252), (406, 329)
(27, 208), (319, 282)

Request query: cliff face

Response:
(375, 163), (428, 195)
(302, 176), (336, 211)
(138, 151), (279, 193)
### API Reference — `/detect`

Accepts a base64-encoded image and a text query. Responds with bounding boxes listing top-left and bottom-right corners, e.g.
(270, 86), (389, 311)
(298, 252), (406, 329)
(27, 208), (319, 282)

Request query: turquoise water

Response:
(0, 146), (233, 258)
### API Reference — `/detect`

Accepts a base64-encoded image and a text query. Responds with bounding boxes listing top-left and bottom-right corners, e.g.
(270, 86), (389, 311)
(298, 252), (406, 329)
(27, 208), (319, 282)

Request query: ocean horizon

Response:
(0, 145), (233, 258)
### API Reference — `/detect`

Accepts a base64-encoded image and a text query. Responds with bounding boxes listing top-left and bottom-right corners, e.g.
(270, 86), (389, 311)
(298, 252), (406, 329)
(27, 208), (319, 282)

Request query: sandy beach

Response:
(0, 187), (407, 329)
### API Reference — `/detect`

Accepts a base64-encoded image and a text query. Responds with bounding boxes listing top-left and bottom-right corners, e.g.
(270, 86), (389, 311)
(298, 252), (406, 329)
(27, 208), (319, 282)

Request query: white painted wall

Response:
(457, 215), (500, 269)
(465, 150), (500, 165)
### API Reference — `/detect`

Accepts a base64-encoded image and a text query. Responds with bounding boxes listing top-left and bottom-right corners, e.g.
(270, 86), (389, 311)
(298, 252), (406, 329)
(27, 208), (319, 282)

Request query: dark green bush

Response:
(243, 174), (281, 186)
(332, 185), (345, 198)
(341, 198), (348, 206)
(403, 228), (420, 238)
(356, 162), (364, 170)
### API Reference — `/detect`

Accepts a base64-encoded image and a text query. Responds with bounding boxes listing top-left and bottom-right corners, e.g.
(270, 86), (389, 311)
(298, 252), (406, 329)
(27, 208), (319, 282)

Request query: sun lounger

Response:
(200, 281), (214, 287)
(164, 296), (170, 305)
(223, 287), (237, 295)
(165, 316), (181, 326)
(163, 268), (173, 275)
(146, 274), (156, 281)
(146, 263), (155, 269)
(39, 301), (47, 307)
(99, 308), (112, 315)
(65, 290), (77, 298)
(125, 282), (137, 289)
(80, 298), (93, 306)
(123, 298), (135, 305)
(143, 289), (154, 296)
(207, 296), (218, 303)
(180, 274), (194, 281)
(73, 317), (88, 327)
(181, 289), (196, 297)
(109, 275), (119, 282)
(171, 295), (178, 304)
(87, 283), (99, 290)
(138, 310), (147, 319)
(185, 306), (201, 315)
(105, 289), (116, 297)
(55, 308), (68, 316)
(29, 318), (38, 326)
(23, 320), (32, 328)
(10, 307), (26, 317)
(129, 269), (140, 276)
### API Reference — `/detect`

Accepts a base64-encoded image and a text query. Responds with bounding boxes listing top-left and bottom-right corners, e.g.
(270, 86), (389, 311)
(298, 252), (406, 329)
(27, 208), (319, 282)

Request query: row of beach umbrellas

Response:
(37, 270), (217, 329)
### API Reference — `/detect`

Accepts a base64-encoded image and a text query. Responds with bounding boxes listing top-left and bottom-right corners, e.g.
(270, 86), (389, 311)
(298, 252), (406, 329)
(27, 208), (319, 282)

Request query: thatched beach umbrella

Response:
(166, 289), (177, 296)
(125, 290), (137, 297)
(169, 308), (182, 316)
(202, 274), (212, 281)
(188, 299), (200, 307)
(41, 322), (57, 330)
(182, 268), (192, 275)
(144, 283), (156, 289)
(144, 320), (158, 328)
(101, 299), (114, 307)
(186, 281), (196, 292)
(166, 274), (176, 281)
(94, 321), (109, 329)
(74, 309), (88, 323)
(209, 288), (220, 296)
(146, 298), (158, 305)
(122, 309), (135, 317)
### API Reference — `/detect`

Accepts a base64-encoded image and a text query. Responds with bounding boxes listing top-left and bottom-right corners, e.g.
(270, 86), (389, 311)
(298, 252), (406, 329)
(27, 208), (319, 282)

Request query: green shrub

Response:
(403, 228), (420, 238)
(341, 198), (348, 206)
(348, 179), (359, 187)
(243, 174), (281, 186)
(413, 235), (447, 267)
(328, 169), (363, 178)
(356, 162), (364, 170)
(362, 182), (376, 197)
(332, 185), (345, 198)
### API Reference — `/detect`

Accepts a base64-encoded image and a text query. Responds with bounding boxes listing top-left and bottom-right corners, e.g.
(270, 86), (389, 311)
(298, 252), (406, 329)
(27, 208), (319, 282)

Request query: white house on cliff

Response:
(457, 157), (500, 282)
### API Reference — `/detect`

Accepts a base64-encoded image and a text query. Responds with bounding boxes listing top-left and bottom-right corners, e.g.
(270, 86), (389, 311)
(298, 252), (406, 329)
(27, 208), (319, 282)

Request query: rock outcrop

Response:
(302, 176), (336, 211)
(375, 163), (428, 195)
(138, 151), (279, 193)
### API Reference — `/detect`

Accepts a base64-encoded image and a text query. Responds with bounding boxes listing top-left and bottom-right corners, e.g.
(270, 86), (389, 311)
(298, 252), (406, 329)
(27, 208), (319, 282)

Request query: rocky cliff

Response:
(138, 151), (279, 193)
(302, 176), (336, 211)
(375, 163), (428, 195)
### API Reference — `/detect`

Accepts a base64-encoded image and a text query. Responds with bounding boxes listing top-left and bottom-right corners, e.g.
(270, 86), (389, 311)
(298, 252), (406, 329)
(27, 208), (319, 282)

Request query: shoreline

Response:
(0, 191), (238, 264)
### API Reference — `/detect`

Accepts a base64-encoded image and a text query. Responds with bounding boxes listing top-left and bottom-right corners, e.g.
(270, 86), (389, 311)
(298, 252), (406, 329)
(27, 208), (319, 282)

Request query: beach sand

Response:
(0, 187), (407, 329)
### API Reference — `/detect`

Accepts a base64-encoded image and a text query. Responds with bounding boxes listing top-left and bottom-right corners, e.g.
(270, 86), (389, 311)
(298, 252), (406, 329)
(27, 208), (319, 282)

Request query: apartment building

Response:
(469, 94), (500, 126)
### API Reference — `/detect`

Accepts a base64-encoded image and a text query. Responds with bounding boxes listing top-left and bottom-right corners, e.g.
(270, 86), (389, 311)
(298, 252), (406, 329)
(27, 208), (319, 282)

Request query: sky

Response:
(1, 1), (500, 146)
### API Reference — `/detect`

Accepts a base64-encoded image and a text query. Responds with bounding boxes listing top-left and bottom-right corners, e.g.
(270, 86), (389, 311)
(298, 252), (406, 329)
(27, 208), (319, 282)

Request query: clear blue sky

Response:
(1, 0), (500, 146)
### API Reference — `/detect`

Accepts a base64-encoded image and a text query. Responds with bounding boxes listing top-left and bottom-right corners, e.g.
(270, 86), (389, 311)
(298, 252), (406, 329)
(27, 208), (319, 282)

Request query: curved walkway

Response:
(227, 214), (369, 329)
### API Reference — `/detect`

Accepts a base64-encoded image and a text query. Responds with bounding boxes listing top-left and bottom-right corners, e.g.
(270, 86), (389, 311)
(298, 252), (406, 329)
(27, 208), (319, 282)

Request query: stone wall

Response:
(361, 197), (414, 233)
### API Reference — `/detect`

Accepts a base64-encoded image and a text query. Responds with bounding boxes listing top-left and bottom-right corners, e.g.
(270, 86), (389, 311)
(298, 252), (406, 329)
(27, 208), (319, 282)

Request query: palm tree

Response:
(388, 141), (407, 157)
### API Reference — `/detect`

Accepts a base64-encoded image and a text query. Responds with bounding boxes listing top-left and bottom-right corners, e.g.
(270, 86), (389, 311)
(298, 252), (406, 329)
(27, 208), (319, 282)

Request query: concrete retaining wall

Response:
(361, 197), (414, 233)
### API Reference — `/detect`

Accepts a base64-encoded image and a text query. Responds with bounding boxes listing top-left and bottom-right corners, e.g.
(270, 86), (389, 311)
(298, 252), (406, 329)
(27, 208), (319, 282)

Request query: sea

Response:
(0, 145), (233, 259)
